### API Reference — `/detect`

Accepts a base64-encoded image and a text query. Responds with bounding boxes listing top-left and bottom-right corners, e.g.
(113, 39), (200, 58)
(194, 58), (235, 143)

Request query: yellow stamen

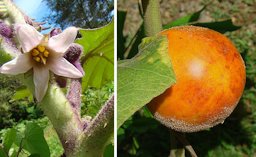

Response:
(31, 45), (50, 65)
(37, 45), (45, 52)
(33, 56), (41, 62)
(43, 50), (49, 57)
(32, 49), (39, 56)
(40, 55), (46, 65)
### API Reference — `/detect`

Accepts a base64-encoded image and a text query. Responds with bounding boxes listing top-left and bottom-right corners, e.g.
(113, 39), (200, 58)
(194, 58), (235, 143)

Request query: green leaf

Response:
(163, 6), (206, 29)
(0, 38), (13, 65)
(117, 35), (176, 128)
(23, 123), (50, 157)
(162, 5), (240, 34)
(0, 146), (8, 157)
(11, 86), (32, 101)
(9, 150), (17, 157)
(76, 20), (114, 89)
(117, 128), (125, 136)
(192, 19), (241, 33)
(2, 128), (16, 153)
(0, 48), (12, 65)
(104, 144), (114, 157)
(0, 36), (20, 65)
(141, 107), (154, 118)
(28, 154), (40, 157)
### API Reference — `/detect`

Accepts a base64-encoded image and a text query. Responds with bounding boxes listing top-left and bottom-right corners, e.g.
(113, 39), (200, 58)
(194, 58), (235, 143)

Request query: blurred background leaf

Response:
(2, 128), (16, 153)
(163, 5), (206, 29)
(0, 48), (12, 65)
(0, 120), (53, 157)
(11, 86), (33, 102)
(22, 123), (50, 157)
(192, 19), (241, 33)
(104, 144), (114, 157)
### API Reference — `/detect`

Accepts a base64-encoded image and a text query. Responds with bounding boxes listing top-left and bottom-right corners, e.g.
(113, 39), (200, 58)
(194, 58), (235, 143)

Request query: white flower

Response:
(0, 24), (83, 102)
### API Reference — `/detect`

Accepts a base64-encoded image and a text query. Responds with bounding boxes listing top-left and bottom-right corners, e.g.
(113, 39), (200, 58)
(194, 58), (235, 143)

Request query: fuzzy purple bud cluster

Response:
(0, 20), (20, 57)
(64, 43), (84, 75)
(50, 28), (62, 37)
(0, 21), (12, 38)
(64, 44), (82, 63)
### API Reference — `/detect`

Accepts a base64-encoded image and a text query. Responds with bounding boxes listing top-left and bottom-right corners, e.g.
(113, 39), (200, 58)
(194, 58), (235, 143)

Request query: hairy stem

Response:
(141, 0), (162, 36)
(39, 84), (83, 156)
(67, 79), (82, 115)
(79, 95), (114, 156)
(2, 0), (26, 24)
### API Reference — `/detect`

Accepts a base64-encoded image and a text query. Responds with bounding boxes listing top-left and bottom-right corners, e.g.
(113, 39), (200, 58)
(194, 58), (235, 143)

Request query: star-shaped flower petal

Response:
(0, 24), (84, 102)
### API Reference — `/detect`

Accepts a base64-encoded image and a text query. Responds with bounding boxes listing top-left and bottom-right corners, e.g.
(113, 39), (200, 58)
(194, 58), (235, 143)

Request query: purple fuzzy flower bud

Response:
(55, 41), (84, 87)
(50, 28), (62, 37)
(64, 43), (83, 63)
(0, 21), (12, 38)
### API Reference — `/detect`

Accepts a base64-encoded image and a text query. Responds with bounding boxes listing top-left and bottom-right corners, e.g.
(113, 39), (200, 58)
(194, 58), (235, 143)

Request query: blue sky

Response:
(13, 0), (54, 33)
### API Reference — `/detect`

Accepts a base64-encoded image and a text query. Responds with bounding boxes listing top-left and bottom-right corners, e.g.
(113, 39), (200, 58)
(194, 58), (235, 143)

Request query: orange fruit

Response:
(147, 26), (246, 132)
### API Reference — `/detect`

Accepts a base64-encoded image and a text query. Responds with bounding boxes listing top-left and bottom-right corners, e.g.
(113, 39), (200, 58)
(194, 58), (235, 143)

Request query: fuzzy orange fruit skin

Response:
(147, 26), (246, 132)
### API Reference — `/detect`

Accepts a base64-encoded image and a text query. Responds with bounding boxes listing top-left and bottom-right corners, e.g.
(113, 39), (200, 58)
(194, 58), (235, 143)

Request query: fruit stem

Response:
(169, 130), (185, 157)
(169, 130), (198, 157)
(141, 0), (162, 36)
(79, 95), (114, 156)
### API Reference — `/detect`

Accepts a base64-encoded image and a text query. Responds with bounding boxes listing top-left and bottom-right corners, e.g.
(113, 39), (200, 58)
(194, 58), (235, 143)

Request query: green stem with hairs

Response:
(39, 84), (84, 157)
(141, 0), (162, 36)
(2, 0), (26, 24)
(79, 95), (114, 156)
(23, 72), (84, 156)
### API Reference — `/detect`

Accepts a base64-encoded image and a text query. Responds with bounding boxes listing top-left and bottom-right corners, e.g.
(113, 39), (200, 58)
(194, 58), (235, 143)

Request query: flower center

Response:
(31, 45), (49, 65)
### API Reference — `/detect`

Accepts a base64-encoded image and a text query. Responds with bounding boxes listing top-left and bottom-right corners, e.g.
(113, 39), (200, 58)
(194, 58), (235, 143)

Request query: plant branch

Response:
(0, 144), (9, 157)
(16, 138), (23, 157)
(174, 131), (198, 157)
(169, 130), (198, 157)
(141, 0), (162, 36)
(2, 0), (26, 24)
(79, 95), (114, 156)
(38, 84), (83, 156)
(169, 129), (185, 157)
(66, 79), (82, 115)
